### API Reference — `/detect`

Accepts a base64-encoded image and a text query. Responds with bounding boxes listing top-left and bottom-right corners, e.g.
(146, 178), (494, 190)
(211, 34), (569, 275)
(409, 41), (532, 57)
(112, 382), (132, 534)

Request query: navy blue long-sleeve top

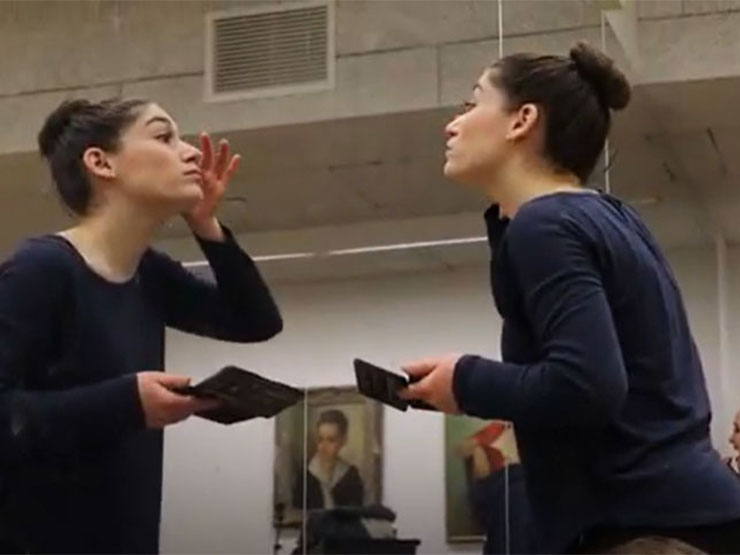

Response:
(0, 226), (282, 554)
(453, 192), (740, 552)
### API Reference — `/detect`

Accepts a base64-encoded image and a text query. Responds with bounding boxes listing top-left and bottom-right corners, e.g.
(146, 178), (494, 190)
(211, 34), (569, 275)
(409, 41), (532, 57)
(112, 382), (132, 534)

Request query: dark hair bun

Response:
(37, 99), (92, 159)
(569, 40), (631, 111)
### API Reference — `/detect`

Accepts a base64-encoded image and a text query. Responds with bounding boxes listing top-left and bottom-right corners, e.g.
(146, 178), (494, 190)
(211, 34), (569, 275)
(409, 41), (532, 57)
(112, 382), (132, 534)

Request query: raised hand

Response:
(184, 132), (241, 240)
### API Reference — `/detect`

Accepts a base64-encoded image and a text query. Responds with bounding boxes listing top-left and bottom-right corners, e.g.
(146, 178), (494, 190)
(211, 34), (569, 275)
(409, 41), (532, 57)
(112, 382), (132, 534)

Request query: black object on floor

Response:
(293, 505), (420, 554)
(319, 538), (421, 554)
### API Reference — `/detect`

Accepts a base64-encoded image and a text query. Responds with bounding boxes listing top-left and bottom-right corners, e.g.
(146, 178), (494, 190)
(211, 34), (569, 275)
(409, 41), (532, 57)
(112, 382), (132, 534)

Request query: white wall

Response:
(162, 267), (497, 555)
(160, 246), (738, 555)
(725, 247), (740, 441)
(665, 244), (740, 453)
(665, 246), (724, 447)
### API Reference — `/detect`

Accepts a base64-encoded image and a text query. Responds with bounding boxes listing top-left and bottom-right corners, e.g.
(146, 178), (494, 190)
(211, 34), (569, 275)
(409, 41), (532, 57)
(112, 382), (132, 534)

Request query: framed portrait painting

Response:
(273, 387), (383, 527)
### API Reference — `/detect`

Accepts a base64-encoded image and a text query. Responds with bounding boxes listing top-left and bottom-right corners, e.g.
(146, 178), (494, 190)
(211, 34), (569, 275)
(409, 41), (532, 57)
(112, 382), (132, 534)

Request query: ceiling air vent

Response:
(205, 0), (335, 102)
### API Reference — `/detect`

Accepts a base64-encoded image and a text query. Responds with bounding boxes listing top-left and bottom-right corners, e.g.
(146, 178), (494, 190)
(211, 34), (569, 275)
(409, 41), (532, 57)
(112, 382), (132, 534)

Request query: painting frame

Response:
(273, 386), (383, 528)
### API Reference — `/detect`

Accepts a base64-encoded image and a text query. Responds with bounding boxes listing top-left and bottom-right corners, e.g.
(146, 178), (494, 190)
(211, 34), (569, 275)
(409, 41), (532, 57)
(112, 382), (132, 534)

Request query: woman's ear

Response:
(82, 147), (116, 181)
(505, 102), (540, 141)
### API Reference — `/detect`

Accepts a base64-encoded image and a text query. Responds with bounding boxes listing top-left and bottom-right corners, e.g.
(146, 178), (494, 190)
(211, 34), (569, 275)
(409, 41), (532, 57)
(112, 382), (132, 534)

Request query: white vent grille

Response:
(205, 1), (334, 102)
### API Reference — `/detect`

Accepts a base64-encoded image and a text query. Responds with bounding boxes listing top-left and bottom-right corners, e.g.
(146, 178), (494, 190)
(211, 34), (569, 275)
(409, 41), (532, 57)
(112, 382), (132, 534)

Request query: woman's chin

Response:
(443, 160), (486, 190)
(155, 193), (202, 220)
(183, 181), (205, 198)
(176, 186), (205, 209)
(443, 160), (470, 184)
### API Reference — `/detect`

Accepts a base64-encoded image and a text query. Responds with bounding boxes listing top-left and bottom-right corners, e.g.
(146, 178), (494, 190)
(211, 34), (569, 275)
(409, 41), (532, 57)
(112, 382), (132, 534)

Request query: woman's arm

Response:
(453, 205), (628, 429)
(154, 134), (282, 343)
(0, 242), (144, 469)
(149, 225), (282, 342)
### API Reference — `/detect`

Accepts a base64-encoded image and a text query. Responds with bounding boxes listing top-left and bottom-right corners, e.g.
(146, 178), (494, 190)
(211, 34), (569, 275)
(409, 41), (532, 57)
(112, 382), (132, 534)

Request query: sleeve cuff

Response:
(108, 373), (146, 432)
(194, 223), (236, 249)
(453, 355), (521, 421)
(453, 354), (482, 415)
(195, 224), (255, 266)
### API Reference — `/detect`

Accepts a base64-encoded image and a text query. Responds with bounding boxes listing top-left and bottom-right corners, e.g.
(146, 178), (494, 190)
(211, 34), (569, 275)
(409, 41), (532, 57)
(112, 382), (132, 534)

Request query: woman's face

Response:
(316, 422), (345, 463)
(444, 69), (538, 188)
(101, 103), (204, 217)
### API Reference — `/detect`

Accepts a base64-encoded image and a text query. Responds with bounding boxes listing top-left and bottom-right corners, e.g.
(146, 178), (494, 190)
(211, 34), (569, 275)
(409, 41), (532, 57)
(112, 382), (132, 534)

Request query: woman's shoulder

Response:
(514, 191), (599, 225)
(138, 247), (196, 287)
(0, 235), (81, 302)
(140, 246), (192, 272)
(4, 234), (80, 274)
(506, 195), (583, 246)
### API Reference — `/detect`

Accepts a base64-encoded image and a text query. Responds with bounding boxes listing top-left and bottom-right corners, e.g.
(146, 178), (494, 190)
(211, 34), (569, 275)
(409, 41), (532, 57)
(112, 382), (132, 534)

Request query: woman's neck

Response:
(61, 204), (162, 283)
(485, 159), (584, 219)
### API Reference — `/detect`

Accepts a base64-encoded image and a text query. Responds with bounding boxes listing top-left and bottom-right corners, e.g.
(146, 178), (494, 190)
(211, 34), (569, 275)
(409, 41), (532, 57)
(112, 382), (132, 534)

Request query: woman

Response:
(401, 42), (740, 553)
(0, 98), (283, 554)
(293, 409), (364, 510)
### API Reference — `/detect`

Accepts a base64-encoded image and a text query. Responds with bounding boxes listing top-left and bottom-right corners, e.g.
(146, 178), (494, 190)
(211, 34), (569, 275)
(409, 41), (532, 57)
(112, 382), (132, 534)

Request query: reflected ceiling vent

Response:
(205, 0), (335, 102)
